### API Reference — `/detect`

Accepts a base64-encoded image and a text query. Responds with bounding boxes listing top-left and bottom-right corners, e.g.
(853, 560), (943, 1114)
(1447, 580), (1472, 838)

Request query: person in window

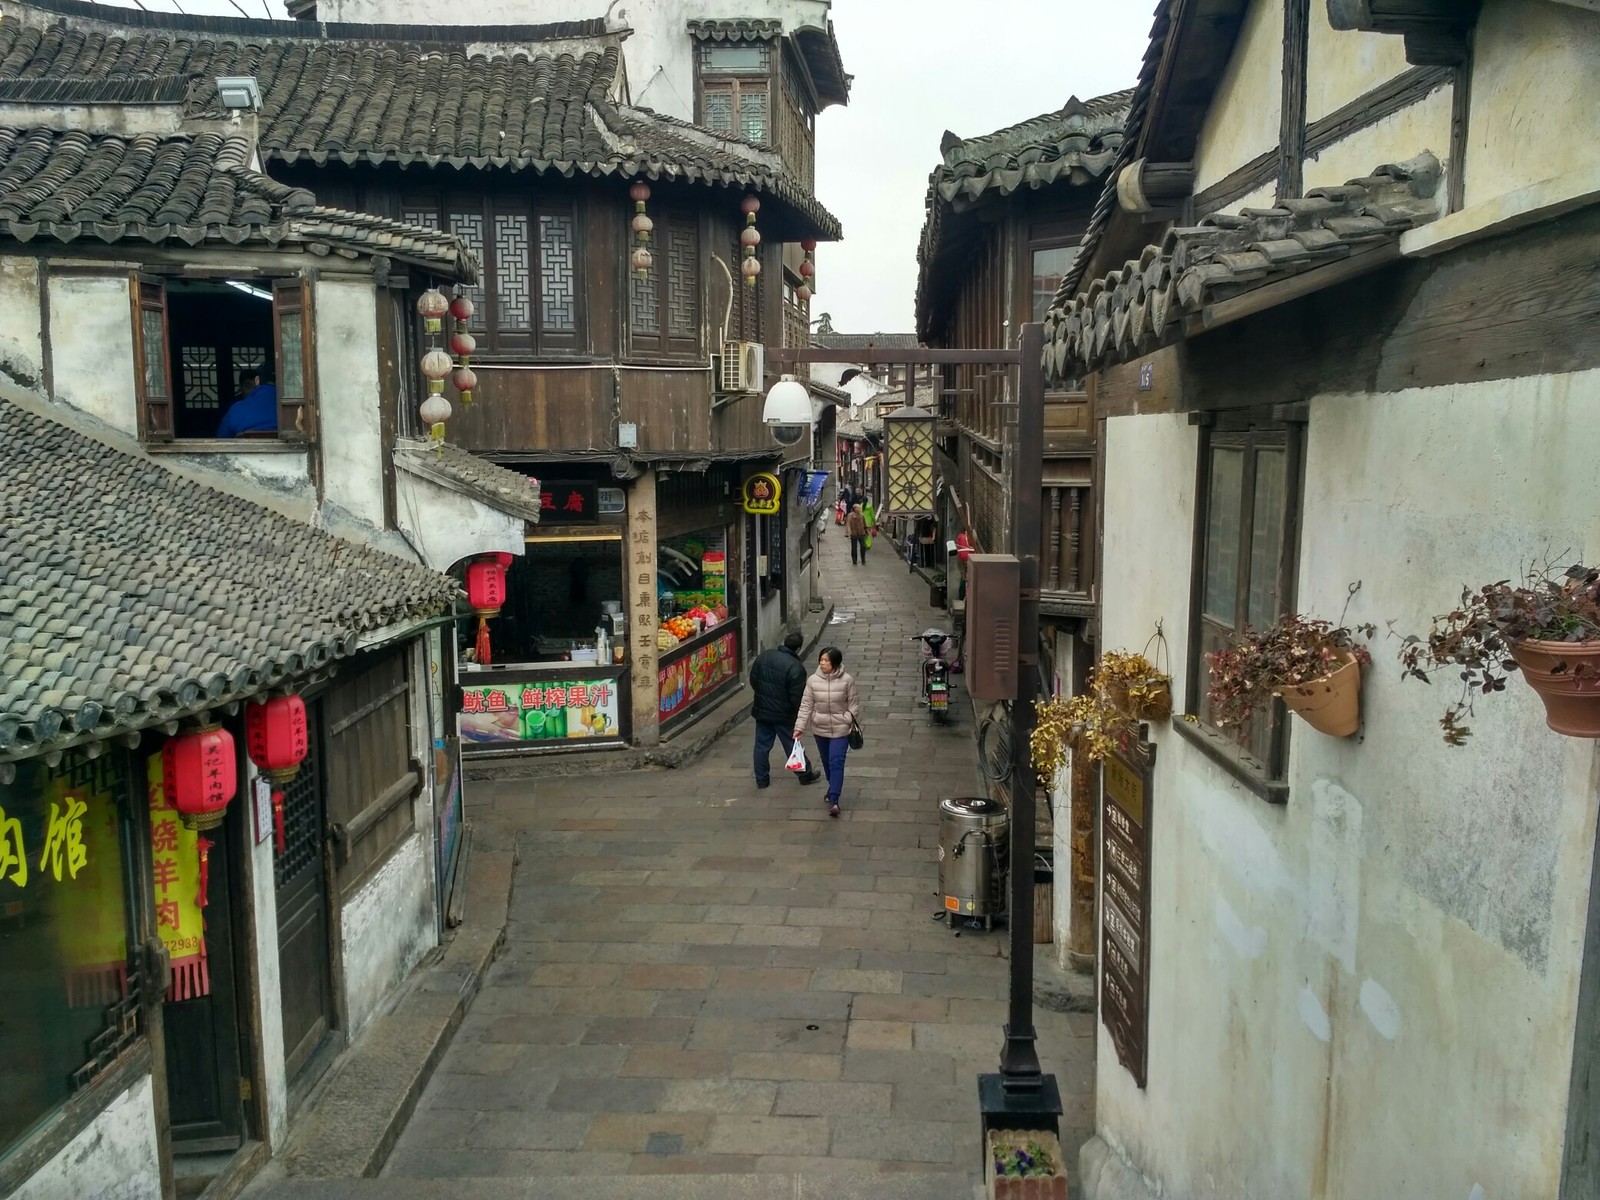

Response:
(216, 367), (278, 438)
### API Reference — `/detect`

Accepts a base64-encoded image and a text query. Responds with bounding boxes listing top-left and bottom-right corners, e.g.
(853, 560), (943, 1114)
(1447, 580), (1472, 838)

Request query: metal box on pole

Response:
(964, 554), (1021, 700)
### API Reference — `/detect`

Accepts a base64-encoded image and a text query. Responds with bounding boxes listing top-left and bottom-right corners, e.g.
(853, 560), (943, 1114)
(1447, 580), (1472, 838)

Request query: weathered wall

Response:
(315, 278), (386, 529)
(1466, 0), (1600, 207)
(1300, 81), (1453, 195)
(1192, 0), (1283, 193)
(13, 1074), (161, 1200)
(0, 255), (44, 391)
(47, 274), (137, 436)
(393, 470), (526, 571)
(163, 448), (312, 495)
(1089, 370), (1600, 1200)
(1304, 6), (1410, 124)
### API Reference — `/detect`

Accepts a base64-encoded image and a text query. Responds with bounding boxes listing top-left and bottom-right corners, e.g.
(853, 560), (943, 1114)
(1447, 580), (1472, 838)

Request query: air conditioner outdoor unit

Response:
(720, 340), (764, 393)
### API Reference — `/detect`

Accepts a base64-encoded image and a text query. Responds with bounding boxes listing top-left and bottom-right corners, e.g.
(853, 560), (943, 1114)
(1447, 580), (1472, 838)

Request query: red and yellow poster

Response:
(147, 754), (209, 1000)
(659, 631), (738, 720)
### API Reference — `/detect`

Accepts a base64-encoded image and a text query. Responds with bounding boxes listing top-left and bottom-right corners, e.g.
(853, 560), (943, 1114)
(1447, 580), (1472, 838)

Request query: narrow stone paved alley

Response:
(267, 526), (1092, 1199)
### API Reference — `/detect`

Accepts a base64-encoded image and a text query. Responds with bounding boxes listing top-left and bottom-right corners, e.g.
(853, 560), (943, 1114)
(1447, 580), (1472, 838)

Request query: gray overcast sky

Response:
(104, 0), (1153, 335)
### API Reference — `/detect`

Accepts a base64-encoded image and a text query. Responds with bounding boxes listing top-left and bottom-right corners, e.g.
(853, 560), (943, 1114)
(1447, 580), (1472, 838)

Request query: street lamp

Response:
(763, 373), (812, 447)
(882, 404), (937, 518)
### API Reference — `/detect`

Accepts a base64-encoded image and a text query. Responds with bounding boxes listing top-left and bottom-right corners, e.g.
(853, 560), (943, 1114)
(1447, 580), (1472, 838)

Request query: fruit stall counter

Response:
(458, 662), (628, 757)
(658, 619), (741, 735)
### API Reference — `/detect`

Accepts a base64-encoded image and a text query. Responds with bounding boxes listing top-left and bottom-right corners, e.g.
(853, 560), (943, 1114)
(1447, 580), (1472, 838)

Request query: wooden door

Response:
(274, 707), (335, 1086)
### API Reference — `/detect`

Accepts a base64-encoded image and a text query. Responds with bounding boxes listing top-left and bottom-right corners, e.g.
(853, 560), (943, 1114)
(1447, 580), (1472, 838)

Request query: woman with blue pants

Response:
(793, 646), (861, 818)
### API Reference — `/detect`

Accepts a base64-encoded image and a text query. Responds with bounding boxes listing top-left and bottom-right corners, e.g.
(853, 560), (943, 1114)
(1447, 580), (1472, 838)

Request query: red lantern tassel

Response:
(272, 790), (287, 855)
(476, 615), (492, 666)
(196, 836), (211, 910)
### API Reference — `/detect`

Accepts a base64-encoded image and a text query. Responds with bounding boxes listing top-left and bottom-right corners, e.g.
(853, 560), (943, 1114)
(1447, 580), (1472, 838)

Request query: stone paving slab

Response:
(369, 532), (1093, 1192)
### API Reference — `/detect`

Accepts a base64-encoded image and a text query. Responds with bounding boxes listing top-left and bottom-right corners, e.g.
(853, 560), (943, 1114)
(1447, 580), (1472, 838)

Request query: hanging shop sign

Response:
(1101, 741), (1154, 1089)
(147, 755), (210, 1001)
(798, 470), (831, 509)
(741, 473), (782, 515)
(460, 677), (621, 744)
(539, 481), (600, 523)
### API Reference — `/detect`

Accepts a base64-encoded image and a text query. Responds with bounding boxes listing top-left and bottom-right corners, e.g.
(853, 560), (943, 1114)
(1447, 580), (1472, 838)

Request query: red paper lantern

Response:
(449, 294), (474, 322)
(450, 331), (476, 359)
(801, 239), (818, 253)
(740, 195), (761, 217)
(630, 181), (652, 204)
(163, 725), (238, 832)
(245, 695), (308, 783)
(799, 259), (814, 278)
(466, 557), (508, 665)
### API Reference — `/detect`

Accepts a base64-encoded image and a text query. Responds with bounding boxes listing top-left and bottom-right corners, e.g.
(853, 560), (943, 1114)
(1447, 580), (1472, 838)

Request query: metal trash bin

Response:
(937, 796), (1009, 930)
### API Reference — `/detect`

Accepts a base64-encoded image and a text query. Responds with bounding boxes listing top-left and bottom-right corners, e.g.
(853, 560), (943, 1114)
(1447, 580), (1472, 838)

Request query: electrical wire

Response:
(976, 705), (1013, 785)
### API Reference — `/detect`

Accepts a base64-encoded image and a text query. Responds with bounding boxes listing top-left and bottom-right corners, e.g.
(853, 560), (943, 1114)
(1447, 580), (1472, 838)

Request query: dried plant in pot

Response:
(1399, 562), (1600, 744)
(1205, 615), (1375, 738)
(1032, 649), (1172, 776)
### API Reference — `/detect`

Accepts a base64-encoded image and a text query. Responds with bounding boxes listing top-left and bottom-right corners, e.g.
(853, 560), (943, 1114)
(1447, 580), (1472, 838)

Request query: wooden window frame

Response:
(419, 193), (585, 359)
(322, 648), (420, 896)
(628, 209), (702, 361)
(132, 273), (317, 446)
(1177, 409), (1304, 803)
(696, 42), (774, 148)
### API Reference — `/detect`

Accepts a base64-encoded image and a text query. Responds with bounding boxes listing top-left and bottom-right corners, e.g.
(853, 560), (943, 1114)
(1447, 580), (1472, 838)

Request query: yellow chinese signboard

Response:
(147, 755), (209, 999)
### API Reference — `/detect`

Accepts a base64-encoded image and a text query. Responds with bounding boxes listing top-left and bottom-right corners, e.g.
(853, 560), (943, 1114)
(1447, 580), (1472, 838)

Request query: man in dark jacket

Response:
(750, 630), (819, 787)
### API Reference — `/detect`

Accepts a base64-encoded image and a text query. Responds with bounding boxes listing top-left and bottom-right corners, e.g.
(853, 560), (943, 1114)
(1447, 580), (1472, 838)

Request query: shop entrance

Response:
(274, 708), (336, 1099)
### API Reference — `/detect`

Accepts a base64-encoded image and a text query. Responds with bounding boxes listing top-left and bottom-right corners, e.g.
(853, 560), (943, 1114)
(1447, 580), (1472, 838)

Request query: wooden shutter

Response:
(131, 277), (174, 439)
(272, 277), (314, 441)
(323, 649), (419, 893)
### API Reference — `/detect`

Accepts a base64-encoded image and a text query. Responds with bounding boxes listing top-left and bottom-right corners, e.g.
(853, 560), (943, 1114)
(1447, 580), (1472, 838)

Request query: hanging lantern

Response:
(799, 238), (818, 299)
(800, 239), (818, 253)
(739, 195), (761, 288)
(449, 293), (474, 323)
(417, 288), (449, 334)
(799, 259), (814, 279)
(420, 393), (452, 449)
(452, 365), (478, 405)
(449, 330), (476, 360)
(421, 348), (453, 394)
(629, 181), (653, 279)
(245, 695), (306, 856)
(466, 557), (508, 665)
(796, 284), (812, 302)
(631, 212), (654, 238)
(630, 181), (652, 205)
(162, 724), (238, 833)
(631, 245), (654, 277)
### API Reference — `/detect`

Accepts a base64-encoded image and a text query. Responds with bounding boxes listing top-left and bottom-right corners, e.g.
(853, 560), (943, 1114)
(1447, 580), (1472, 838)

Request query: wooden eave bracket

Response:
(1325, 0), (1481, 65)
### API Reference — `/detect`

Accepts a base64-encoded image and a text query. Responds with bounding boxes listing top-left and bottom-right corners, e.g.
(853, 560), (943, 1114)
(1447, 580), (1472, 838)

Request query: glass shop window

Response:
(132, 275), (314, 444)
(0, 754), (140, 1157)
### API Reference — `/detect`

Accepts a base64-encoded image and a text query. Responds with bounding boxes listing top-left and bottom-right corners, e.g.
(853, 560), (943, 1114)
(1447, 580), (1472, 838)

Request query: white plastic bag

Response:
(785, 740), (807, 773)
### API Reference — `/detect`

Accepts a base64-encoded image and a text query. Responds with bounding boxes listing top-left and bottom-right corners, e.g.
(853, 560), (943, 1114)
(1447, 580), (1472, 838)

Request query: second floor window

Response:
(699, 41), (771, 145)
(402, 194), (582, 356)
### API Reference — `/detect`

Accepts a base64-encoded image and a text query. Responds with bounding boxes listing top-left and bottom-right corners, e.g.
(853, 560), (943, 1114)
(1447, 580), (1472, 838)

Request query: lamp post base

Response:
(978, 1071), (1062, 1175)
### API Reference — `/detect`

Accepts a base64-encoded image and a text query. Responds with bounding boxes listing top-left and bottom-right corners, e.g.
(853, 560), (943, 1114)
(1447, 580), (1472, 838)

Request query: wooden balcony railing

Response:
(1040, 474), (1094, 616)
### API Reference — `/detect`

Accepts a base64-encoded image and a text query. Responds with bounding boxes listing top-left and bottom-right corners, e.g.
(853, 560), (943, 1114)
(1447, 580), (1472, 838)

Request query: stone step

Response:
(250, 1172), (981, 1200)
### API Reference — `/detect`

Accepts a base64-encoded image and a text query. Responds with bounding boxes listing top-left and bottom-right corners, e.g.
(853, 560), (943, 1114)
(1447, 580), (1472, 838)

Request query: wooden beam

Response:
(1279, 0), (1311, 199)
(767, 347), (1019, 366)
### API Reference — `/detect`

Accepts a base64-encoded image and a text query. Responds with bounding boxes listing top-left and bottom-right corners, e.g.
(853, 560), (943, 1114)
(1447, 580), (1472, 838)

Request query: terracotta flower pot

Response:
(1509, 639), (1600, 737)
(1277, 653), (1361, 737)
(987, 1129), (1068, 1200)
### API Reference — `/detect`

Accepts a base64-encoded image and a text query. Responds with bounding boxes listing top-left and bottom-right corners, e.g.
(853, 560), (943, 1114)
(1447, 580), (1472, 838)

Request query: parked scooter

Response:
(914, 628), (953, 723)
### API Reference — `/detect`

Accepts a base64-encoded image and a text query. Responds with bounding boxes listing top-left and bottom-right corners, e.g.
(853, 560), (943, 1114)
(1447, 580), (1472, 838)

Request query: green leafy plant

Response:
(1205, 615), (1374, 730)
(1400, 562), (1600, 744)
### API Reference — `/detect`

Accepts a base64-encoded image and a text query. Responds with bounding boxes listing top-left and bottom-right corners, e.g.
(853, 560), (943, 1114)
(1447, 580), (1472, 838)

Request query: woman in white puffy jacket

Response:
(793, 646), (861, 818)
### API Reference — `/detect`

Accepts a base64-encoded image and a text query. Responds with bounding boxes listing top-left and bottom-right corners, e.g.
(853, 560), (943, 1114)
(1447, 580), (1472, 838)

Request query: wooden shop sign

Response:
(1101, 740), (1154, 1088)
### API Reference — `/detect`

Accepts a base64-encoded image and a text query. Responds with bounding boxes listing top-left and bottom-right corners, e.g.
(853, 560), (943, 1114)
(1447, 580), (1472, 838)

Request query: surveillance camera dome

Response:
(771, 424), (806, 446)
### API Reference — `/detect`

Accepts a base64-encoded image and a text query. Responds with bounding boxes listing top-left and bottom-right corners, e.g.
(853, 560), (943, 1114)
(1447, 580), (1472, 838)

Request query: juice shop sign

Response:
(460, 680), (620, 744)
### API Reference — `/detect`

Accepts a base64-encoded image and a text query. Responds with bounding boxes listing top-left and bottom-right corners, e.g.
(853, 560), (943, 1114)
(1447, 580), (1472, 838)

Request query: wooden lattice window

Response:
(699, 39), (772, 147)
(630, 211), (700, 359)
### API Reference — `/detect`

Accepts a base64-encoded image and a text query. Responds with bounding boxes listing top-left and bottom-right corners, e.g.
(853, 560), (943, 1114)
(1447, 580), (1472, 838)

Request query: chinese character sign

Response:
(147, 755), (209, 1000)
(459, 678), (621, 744)
(741, 472), (781, 515)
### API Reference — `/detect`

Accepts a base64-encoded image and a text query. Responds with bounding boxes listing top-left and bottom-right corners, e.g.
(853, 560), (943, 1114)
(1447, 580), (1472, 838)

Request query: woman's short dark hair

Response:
(820, 646), (843, 670)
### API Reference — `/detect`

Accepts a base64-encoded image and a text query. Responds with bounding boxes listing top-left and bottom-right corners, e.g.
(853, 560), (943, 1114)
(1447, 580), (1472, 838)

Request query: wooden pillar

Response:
(628, 471), (661, 747)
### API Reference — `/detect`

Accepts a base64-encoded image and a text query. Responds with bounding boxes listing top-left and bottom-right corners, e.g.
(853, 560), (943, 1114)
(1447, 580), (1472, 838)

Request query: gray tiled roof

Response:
(0, 395), (459, 760)
(0, 1), (840, 237)
(0, 126), (479, 276)
(394, 439), (543, 524)
(1042, 154), (1442, 380)
(916, 89), (1131, 338)
(813, 332), (920, 351)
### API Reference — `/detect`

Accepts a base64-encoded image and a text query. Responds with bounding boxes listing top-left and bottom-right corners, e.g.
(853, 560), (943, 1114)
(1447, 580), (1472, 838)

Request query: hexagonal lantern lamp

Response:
(883, 405), (937, 518)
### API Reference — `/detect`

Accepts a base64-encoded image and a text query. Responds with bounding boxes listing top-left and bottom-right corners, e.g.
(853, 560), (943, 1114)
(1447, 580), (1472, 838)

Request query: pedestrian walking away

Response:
(861, 496), (877, 551)
(748, 630), (819, 788)
(793, 645), (861, 817)
(846, 503), (868, 565)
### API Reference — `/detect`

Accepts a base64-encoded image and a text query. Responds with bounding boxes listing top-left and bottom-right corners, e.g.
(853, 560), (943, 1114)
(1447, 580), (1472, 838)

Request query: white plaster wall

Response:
(1216, 181), (1277, 218)
(1192, 0), (1284, 193)
(394, 471), (526, 572)
(315, 0), (831, 122)
(1466, 0), (1600, 207)
(246, 765), (289, 1150)
(13, 1074), (161, 1200)
(340, 830), (437, 1037)
(314, 278), (386, 530)
(1093, 373), (1600, 1199)
(1301, 85), (1453, 196)
(0, 255), (44, 391)
(48, 274), (138, 436)
(1304, 7), (1411, 124)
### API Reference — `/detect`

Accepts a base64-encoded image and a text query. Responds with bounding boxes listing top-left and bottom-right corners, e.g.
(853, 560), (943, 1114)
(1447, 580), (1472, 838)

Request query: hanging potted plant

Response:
(1400, 562), (1600, 744)
(1032, 647), (1172, 774)
(1205, 615), (1374, 738)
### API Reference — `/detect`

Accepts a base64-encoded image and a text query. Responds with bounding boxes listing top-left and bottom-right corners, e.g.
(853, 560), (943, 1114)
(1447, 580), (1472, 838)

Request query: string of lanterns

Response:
(740, 195), (762, 286)
(417, 286), (477, 452)
(630, 181), (653, 279)
(798, 238), (816, 302)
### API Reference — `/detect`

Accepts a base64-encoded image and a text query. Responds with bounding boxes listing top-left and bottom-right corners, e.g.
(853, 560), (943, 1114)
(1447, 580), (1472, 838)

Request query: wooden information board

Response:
(1101, 741), (1154, 1088)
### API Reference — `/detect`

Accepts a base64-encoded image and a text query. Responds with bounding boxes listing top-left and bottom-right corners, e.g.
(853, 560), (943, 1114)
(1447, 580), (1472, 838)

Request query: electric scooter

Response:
(914, 629), (953, 723)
